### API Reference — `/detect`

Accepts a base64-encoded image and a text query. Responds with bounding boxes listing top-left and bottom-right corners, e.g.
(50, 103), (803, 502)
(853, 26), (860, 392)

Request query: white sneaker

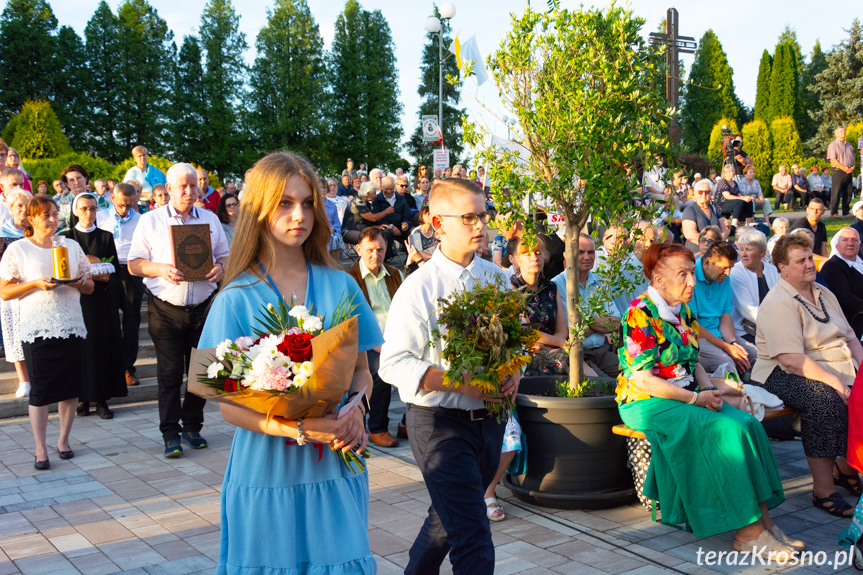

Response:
(15, 381), (30, 398)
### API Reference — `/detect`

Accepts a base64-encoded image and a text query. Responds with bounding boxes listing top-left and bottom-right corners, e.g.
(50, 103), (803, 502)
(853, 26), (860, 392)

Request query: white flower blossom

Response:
(206, 362), (222, 379)
(293, 374), (308, 387)
(303, 316), (323, 333)
(215, 339), (233, 361)
(297, 361), (314, 378)
(288, 305), (311, 320)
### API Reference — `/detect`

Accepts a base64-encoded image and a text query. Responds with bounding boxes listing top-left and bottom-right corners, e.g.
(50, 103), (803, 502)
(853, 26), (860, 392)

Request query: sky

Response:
(30, 0), (861, 161)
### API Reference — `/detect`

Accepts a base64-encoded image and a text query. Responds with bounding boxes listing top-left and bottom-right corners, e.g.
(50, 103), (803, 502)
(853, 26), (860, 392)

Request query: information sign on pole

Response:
(432, 148), (450, 172)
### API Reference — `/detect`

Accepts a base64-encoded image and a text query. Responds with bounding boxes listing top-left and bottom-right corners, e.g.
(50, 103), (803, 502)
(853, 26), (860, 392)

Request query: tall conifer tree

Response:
(0, 0), (58, 123)
(329, 0), (403, 170)
(248, 0), (329, 170)
(113, 0), (174, 161)
(83, 1), (122, 159)
(768, 43), (799, 126)
(52, 26), (88, 144)
(199, 0), (248, 178)
(680, 30), (741, 153)
(167, 36), (207, 162)
(753, 50), (772, 123)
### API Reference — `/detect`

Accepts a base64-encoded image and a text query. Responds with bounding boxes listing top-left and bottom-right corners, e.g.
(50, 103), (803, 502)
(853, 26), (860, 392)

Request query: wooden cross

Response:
(648, 8), (696, 144)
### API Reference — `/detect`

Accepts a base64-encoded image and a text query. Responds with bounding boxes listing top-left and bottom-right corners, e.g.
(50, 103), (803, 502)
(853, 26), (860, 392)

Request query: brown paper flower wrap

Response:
(188, 315), (358, 421)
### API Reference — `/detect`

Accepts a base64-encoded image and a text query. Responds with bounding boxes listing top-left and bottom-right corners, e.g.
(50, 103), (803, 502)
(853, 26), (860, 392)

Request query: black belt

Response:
(154, 292), (215, 312)
(419, 405), (490, 421)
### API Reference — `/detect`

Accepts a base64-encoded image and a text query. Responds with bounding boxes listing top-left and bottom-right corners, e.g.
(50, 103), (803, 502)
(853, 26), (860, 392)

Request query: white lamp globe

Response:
(439, 2), (456, 19)
(425, 16), (442, 34)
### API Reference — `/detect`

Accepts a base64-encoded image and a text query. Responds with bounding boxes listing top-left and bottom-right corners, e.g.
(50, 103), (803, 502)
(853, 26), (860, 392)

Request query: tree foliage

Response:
(464, 5), (671, 388)
(329, 0), (403, 170)
(404, 6), (465, 176)
(707, 118), (739, 162)
(770, 117), (803, 176)
(248, 0), (329, 171)
(807, 19), (863, 155)
(82, 1), (122, 159)
(741, 119), (773, 191)
(1, 100), (71, 158)
(198, 0), (248, 178)
(799, 40), (828, 144)
(768, 43), (799, 125)
(111, 0), (175, 161)
(754, 50), (772, 123)
(680, 30), (741, 153)
(167, 36), (206, 164)
(52, 26), (88, 144)
(0, 0), (58, 124)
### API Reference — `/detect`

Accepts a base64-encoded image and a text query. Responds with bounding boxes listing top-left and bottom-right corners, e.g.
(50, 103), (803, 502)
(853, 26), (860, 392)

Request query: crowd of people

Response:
(1, 123), (863, 573)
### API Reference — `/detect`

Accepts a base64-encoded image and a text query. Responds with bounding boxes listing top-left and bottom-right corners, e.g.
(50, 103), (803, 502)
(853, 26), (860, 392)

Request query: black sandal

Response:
(834, 464), (863, 497)
(77, 402), (90, 416)
(813, 491), (855, 518)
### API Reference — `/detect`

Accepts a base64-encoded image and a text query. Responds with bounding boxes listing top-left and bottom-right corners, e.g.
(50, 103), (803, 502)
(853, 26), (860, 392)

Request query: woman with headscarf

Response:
(61, 193), (126, 418)
(820, 227), (863, 339)
(0, 188), (32, 397)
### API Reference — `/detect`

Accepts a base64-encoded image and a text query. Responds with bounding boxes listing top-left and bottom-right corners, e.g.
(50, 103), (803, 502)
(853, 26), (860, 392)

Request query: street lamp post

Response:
(501, 115), (517, 139)
(424, 3), (456, 140)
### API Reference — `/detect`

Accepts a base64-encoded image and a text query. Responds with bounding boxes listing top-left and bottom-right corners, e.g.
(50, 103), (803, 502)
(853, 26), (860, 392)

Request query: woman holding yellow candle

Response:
(0, 197), (93, 469)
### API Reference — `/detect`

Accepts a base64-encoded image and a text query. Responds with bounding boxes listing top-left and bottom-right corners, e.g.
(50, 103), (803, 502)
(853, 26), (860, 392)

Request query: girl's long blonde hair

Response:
(222, 151), (336, 289)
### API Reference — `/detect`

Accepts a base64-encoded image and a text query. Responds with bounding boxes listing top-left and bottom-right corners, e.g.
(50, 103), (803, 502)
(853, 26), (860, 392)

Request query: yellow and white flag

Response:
(448, 34), (487, 86)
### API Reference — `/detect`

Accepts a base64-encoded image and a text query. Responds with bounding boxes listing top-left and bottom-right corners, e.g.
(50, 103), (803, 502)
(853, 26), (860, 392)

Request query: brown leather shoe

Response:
(125, 371), (140, 386)
(369, 431), (399, 448)
(397, 424), (408, 439)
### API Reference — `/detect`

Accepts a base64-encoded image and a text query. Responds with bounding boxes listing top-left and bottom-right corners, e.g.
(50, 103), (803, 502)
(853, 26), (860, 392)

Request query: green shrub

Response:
(846, 122), (863, 177)
(707, 118), (740, 163)
(23, 152), (114, 184)
(741, 119), (772, 192)
(769, 116), (803, 176)
(1, 101), (71, 159)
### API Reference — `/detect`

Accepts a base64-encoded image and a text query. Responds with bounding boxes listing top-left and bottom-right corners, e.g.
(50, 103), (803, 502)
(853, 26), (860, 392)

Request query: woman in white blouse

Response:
(0, 197), (93, 469)
(730, 230), (780, 344)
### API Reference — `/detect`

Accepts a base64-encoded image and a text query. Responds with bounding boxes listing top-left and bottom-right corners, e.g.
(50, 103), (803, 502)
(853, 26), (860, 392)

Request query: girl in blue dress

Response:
(198, 151), (382, 574)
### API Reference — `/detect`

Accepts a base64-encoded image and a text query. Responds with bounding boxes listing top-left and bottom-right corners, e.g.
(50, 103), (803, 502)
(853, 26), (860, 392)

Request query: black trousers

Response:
(366, 350), (392, 434)
(831, 170), (853, 216)
(405, 404), (505, 575)
(148, 295), (210, 441)
(720, 198), (754, 221)
(118, 264), (145, 374)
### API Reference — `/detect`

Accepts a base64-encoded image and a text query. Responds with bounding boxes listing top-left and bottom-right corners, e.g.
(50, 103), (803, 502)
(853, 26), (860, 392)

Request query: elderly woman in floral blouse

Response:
(616, 242), (804, 559)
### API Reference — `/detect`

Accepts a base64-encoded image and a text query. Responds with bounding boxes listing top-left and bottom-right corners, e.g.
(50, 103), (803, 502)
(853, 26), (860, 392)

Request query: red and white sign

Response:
(548, 212), (565, 225)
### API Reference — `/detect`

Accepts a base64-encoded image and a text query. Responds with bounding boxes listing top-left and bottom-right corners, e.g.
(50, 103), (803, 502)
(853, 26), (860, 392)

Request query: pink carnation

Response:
(258, 370), (291, 391)
(285, 327), (302, 336)
(235, 336), (255, 350)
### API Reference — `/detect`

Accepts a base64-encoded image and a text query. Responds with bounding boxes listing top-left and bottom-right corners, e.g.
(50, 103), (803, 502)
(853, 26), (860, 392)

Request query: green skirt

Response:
(619, 398), (784, 538)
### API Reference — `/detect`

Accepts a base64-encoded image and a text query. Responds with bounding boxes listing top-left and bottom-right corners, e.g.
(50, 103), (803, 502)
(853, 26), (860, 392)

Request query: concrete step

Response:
(0, 376), (162, 419)
(0, 353), (158, 396)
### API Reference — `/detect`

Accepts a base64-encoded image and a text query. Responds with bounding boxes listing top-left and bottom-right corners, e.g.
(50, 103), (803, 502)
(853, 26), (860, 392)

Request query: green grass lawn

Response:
(825, 216), (854, 242)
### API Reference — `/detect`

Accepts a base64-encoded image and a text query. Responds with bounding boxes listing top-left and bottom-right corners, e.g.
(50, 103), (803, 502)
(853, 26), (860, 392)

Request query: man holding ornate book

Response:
(128, 163), (229, 458)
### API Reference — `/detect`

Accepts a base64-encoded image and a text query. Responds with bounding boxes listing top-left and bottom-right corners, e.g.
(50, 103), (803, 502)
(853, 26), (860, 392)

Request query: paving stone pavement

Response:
(0, 395), (859, 574)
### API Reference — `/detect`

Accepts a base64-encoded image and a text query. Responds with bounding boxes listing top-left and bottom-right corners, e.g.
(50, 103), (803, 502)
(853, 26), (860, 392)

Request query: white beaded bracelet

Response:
(688, 391), (698, 405)
(296, 418), (307, 446)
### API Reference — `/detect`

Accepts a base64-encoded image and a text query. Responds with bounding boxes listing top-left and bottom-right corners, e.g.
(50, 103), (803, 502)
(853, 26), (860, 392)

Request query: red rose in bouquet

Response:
(278, 333), (314, 362)
(223, 378), (239, 393)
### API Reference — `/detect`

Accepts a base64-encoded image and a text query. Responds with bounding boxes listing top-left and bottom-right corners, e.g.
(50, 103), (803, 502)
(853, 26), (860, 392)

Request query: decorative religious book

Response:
(170, 224), (213, 282)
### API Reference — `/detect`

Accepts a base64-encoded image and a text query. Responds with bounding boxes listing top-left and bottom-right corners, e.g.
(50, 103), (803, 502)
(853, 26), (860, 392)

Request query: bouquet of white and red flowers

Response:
(189, 297), (370, 472)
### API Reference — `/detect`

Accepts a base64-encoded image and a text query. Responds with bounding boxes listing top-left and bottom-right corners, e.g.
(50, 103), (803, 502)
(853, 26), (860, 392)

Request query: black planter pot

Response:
(505, 375), (635, 510)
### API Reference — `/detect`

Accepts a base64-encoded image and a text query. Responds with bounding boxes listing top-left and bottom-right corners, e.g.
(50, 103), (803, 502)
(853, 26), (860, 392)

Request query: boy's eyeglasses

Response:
(438, 212), (490, 225)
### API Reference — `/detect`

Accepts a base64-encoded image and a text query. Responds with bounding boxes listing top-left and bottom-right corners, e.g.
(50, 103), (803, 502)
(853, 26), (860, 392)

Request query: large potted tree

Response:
(463, 4), (674, 509)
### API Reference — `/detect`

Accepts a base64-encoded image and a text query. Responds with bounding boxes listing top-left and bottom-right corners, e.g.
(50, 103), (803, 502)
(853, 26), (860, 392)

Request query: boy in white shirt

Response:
(379, 178), (520, 574)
